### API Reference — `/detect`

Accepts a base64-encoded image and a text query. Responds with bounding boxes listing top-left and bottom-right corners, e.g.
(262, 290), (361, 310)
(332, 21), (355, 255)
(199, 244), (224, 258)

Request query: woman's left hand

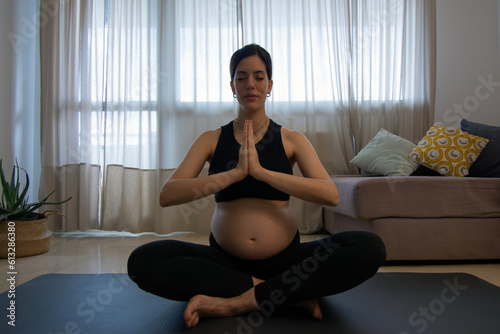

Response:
(245, 120), (266, 179)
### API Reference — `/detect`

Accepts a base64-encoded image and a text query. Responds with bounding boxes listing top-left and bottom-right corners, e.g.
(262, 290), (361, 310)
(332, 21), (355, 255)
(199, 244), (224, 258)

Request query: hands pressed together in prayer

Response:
(236, 120), (266, 181)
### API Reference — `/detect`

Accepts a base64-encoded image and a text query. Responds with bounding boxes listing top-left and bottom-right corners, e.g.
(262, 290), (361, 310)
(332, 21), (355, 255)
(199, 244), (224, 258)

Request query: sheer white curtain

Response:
(242, 0), (436, 159)
(101, 0), (238, 233)
(348, 0), (436, 151)
(40, 0), (238, 233)
(40, 0), (435, 233)
(40, 0), (104, 232)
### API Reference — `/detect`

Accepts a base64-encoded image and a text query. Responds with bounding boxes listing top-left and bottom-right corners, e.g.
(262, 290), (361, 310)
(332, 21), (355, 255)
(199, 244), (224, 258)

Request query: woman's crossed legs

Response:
(127, 231), (386, 327)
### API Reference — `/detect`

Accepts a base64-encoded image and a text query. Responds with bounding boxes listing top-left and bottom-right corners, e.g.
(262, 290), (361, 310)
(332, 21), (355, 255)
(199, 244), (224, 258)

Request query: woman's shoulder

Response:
(184, 128), (222, 164)
(280, 126), (316, 157)
(194, 128), (222, 149)
(200, 127), (222, 139)
(280, 126), (309, 144)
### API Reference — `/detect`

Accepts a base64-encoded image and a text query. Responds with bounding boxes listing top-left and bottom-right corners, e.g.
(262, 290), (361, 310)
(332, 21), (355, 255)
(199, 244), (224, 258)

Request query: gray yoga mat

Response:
(1, 272), (499, 333)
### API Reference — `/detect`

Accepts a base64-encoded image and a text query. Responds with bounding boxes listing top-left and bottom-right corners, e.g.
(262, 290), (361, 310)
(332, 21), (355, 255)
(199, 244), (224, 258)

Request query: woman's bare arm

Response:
(247, 125), (338, 206)
(159, 130), (246, 207)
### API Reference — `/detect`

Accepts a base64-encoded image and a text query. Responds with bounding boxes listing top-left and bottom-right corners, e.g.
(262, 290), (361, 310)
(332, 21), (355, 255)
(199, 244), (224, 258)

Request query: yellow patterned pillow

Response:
(409, 123), (489, 177)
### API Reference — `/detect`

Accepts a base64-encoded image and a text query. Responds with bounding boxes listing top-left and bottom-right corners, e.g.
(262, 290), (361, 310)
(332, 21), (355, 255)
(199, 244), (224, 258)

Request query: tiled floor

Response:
(1, 232), (499, 293)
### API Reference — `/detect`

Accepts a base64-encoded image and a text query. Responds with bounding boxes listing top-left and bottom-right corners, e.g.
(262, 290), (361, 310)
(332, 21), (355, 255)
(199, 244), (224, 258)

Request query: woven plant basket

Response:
(0, 212), (53, 258)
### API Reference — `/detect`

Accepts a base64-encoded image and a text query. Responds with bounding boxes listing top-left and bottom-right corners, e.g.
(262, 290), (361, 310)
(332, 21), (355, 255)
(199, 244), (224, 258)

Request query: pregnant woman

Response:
(127, 44), (386, 328)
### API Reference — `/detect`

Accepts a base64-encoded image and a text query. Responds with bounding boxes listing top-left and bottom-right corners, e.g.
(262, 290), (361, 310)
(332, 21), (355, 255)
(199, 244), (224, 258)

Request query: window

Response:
(82, 0), (427, 167)
(91, 0), (419, 105)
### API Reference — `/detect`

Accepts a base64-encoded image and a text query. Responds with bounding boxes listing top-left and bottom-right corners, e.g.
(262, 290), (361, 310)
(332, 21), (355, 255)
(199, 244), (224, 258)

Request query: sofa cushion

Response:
(461, 119), (500, 177)
(409, 123), (489, 177)
(350, 128), (420, 176)
(329, 175), (500, 220)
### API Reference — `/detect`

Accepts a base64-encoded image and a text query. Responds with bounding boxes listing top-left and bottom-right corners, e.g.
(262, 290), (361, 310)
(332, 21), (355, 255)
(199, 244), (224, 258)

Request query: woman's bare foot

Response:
(252, 277), (265, 286)
(252, 277), (322, 320)
(293, 299), (323, 320)
(183, 288), (260, 328)
(183, 277), (321, 327)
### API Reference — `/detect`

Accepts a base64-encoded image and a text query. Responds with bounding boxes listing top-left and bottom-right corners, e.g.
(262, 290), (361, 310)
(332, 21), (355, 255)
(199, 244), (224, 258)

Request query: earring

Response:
(233, 94), (237, 98)
(267, 93), (271, 97)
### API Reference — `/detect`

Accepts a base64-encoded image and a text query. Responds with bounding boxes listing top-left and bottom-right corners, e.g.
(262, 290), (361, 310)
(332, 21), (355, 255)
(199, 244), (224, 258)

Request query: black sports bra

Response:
(208, 119), (293, 202)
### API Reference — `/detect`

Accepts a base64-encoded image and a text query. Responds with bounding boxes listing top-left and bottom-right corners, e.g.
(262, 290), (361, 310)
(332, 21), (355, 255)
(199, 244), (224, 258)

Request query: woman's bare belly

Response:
(210, 198), (298, 260)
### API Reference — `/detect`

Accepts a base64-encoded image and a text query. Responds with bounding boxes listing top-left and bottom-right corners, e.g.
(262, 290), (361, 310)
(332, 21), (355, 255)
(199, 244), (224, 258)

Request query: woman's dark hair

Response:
(230, 44), (272, 81)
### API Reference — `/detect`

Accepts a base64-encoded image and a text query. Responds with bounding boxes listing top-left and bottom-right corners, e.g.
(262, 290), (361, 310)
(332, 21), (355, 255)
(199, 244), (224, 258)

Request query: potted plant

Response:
(0, 159), (71, 258)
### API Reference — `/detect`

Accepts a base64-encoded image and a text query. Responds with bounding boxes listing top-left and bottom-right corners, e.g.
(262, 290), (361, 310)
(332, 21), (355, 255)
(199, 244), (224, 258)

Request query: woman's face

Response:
(231, 55), (273, 113)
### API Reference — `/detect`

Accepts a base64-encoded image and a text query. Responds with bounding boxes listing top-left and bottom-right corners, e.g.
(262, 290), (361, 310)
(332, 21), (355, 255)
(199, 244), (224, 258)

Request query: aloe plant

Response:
(0, 159), (71, 221)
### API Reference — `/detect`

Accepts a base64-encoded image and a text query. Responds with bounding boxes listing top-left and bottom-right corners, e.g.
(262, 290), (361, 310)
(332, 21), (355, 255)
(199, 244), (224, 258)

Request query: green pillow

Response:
(350, 128), (419, 176)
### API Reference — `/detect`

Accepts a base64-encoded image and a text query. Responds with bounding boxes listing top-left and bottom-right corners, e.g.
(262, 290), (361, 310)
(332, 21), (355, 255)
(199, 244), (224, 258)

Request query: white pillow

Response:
(350, 128), (419, 176)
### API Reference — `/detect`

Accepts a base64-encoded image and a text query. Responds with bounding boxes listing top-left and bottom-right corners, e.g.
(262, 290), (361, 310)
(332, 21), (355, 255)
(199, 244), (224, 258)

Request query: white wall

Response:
(436, 0), (500, 127)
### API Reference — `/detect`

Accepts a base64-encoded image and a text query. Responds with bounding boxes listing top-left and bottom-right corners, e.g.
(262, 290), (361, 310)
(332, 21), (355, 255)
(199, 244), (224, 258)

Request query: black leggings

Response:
(127, 231), (386, 308)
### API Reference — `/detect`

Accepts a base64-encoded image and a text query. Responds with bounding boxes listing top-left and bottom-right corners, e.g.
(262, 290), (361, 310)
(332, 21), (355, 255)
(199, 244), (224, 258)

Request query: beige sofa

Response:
(323, 175), (500, 261)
